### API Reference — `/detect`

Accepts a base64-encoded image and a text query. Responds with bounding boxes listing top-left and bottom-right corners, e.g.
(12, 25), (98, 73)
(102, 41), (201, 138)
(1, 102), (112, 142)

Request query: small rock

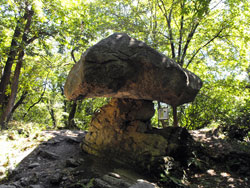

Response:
(108, 172), (121, 178)
(10, 181), (20, 187)
(20, 177), (29, 186)
(29, 185), (44, 188)
(66, 158), (79, 167)
(67, 183), (86, 188)
(28, 162), (40, 168)
(129, 180), (157, 188)
(58, 137), (65, 141)
(79, 158), (85, 163)
(102, 175), (131, 187)
(66, 137), (81, 144)
(62, 176), (68, 181)
(73, 170), (85, 176)
(38, 149), (59, 160)
(50, 173), (62, 185)
(47, 139), (60, 145)
(0, 185), (16, 188)
(94, 178), (112, 188)
(29, 173), (39, 184)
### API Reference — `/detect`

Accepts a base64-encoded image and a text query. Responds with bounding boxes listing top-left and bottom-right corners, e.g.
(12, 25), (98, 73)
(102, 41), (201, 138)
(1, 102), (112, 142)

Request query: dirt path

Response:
(0, 130), (158, 188)
(188, 128), (250, 188)
(1, 128), (250, 188)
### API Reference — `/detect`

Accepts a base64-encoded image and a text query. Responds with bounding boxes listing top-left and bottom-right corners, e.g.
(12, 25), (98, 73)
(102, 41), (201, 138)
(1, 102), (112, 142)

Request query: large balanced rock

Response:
(64, 33), (202, 179)
(64, 33), (202, 106)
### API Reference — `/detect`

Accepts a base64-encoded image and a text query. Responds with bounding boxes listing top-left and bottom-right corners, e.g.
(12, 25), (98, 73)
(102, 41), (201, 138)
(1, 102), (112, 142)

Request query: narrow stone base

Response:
(82, 98), (193, 173)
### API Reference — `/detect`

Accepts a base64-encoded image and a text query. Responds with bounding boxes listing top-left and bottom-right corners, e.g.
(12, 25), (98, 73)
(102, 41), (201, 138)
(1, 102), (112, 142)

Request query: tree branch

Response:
(26, 36), (39, 44)
(177, 1), (185, 64)
(168, 5), (176, 59)
(158, 0), (176, 59)
(180, 22), (199, 66)
(23, 74), (49, 118)
(7, 91), (28, 122)
(71, 48), (77, 64)
(159, 31), (171, 40)
(185, 27), (224, 68)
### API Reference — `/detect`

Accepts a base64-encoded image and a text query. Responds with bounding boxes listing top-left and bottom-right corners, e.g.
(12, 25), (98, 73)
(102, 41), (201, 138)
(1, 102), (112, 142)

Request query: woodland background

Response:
(0, 0), (249, 134)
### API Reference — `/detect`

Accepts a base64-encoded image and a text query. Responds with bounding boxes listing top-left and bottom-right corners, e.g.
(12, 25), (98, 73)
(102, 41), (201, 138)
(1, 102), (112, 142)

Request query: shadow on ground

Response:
(0, 130), (158, 188)
(1, 129), (250, 188)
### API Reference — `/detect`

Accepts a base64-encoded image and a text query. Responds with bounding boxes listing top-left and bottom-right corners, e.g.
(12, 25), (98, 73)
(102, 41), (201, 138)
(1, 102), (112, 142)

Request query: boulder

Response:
(64, 33), (202, 106)
(64, 33), (202, 177)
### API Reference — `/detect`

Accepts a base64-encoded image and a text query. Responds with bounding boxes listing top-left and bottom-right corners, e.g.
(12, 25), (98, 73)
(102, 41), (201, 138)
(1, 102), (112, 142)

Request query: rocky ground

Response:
(0, 130), (158, 188)
(0, 128), (250, 188)
(188, 128), (250, 188)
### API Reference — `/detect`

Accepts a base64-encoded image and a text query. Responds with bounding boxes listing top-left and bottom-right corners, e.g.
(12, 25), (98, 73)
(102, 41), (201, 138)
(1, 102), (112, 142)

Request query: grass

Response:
(0, 121), (52, 181)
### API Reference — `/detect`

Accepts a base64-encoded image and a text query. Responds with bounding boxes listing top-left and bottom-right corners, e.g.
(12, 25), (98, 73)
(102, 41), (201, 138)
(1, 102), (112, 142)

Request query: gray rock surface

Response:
(64, 33), (202, 106)
(29, 185), (44, 188)
(129, 180), (157, 188)
(0, 185), (16, 188)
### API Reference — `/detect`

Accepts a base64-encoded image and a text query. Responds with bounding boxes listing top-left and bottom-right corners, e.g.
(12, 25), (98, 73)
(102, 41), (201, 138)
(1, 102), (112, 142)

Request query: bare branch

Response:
(71, 48), (77, 64)
(180, 22), (199, 66)
(23, 73), (49, 118)
(159, 31), (171, 40)
(210, 0), (224, 11)
(158, 0), (176, 59)
(177, 1), (185, 64)
(185, 27), (224, 68)
(168, 5), (176, 59)
(26, 36), (38, 44)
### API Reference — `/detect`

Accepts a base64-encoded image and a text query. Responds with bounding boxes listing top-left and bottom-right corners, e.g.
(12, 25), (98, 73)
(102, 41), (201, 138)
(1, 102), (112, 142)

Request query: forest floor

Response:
(0, 126), (250, 188)
(187, 128), (250, 188)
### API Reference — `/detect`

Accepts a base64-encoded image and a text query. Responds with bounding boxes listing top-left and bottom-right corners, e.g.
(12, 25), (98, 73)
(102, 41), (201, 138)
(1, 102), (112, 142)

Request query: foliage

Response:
(0, 0), (249, 132)
(180, 76), (250, 130)
(68, 98), (110, 130)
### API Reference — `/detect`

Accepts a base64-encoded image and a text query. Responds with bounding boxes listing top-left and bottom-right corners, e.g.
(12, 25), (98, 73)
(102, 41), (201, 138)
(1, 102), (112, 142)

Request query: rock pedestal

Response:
(64, 33), (202, 176)
(83, 98), (193, 172)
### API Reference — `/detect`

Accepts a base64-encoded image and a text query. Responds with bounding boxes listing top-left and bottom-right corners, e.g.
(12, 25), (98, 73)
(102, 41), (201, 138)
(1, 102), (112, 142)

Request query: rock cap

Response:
(64, 33), (202, 106)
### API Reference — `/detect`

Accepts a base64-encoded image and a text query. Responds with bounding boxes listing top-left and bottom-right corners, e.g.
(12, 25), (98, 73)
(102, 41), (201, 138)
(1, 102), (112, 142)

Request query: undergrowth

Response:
(0, 121), (51, 181)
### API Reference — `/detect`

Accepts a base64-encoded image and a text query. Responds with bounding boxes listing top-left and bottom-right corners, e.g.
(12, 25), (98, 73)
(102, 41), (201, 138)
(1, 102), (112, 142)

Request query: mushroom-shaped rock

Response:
(64, 33), (202, 178)
(64, 33), (202, 106)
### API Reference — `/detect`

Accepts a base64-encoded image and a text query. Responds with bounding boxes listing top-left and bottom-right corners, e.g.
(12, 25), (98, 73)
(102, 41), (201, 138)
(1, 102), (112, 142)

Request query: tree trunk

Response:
(0, 51), (24, 128)
(65, 50), (79, 129)
(0, 5), (35, 129)
(173, 106), (178, 127)
(67, 101), (77, 129)
(0, 22), (22, 105)
(60, 86), (68, 126)
(0, 3), (33, 105)
(157, 101), (161, 127)
(49, 107), (57, 128)
(7, 91), (28, 122)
